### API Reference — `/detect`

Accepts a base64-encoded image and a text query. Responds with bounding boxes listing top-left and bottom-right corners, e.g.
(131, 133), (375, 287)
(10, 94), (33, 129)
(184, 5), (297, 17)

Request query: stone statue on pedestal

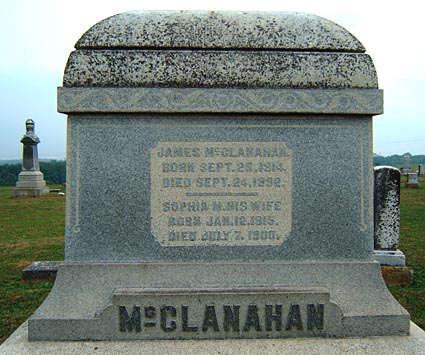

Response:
(12, 119), (49, 197)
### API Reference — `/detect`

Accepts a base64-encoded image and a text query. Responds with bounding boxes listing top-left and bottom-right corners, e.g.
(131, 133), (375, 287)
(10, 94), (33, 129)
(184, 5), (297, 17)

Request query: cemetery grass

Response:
(0, 186), (64, 344)
(0, 183), (424, 344)
(389, 179), (425, 330)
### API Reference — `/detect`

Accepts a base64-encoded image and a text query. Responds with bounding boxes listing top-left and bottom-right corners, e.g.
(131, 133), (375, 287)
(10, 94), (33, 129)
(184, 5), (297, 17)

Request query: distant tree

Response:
(0, 164), (20, 186)
(39, 160), (66, 185)
(411, 155), (425, 164)
(373, 155), (385, 166)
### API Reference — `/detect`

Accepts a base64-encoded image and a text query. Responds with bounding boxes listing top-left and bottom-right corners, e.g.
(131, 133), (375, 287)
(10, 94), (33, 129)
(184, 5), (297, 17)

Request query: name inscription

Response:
(119, 303), (324, 334)
(151, 142), (293, 246)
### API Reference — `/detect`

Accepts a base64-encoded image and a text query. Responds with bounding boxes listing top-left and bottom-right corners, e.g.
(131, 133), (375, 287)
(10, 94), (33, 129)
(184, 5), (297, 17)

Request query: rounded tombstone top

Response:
(62, 10), (379, 91)
(76, 11), (365, 52)
(374, 166), (401, 171)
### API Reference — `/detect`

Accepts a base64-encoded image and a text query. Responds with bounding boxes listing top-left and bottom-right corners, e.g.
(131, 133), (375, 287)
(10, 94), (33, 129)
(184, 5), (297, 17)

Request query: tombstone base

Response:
(405, 183), (421, 189)
(28, 261), (410, 341)
(374, 250), (406, 266)
(2, 321), (424, 355)
(13, 171), (49, 197)
(12, 187), (50, 198)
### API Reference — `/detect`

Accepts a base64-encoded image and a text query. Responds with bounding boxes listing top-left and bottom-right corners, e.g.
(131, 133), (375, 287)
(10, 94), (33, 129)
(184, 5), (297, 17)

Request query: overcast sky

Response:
(1, 0), (424, 159)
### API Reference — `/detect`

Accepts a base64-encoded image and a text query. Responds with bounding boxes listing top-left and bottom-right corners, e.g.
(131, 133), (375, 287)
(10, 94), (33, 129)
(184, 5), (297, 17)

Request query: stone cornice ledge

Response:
(57, 87), (383, 115)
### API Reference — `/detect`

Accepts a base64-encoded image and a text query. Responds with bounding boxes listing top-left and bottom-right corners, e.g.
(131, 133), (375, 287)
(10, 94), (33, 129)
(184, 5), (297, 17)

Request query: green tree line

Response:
(0, 160), (66, 186)
(373, 154), (425, 166)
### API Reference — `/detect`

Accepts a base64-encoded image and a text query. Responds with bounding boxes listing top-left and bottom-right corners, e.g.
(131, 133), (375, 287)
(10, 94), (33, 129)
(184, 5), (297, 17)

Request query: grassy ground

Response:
(388, 176), (425, 329)
(0, 181), (424, 344)
(0, 186), (64, 344)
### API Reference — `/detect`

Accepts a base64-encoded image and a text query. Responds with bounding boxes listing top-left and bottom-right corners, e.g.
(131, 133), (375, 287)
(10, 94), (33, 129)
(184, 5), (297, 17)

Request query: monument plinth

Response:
(27, 11), (410, 341)
(13, 119), (49, 198)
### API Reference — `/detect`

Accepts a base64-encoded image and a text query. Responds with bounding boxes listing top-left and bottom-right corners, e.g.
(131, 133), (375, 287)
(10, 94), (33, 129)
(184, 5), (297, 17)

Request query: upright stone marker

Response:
(29, 11), (409, 340)
(13, 119), (49, 198)
(402, 155), (411, 174)
(373, 166), (406, 266)
(374, 166), (401, 250)
(405, 173), (420, 188)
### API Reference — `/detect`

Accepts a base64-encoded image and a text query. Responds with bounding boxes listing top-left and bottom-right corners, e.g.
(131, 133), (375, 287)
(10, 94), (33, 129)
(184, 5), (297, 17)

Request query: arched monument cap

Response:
(76, 11), (366, 52)
(60, 10), (382, 112)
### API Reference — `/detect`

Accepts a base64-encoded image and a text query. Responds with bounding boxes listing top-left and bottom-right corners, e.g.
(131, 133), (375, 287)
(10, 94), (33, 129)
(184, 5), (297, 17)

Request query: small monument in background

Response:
(402, 155), (411, 174)
(373, 166), (413, 286)
(405, 173), (420, 188)
(418, 164), (424, 176)
(374, 166), (406, 266)
(12, 119), (49, 198)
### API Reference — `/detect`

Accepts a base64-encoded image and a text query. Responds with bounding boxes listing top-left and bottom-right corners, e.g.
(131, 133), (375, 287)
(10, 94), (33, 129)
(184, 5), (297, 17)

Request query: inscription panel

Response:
(151, 142), (292, 246)
(105, 287), (341, 340)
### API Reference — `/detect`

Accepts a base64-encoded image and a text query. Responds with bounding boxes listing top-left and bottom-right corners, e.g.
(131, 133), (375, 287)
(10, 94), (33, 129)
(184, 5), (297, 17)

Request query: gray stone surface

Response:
(62, 115), (373, 263)
(76, 11), (365, 51)
(27, 10), (410, 341)
(374, 166), (401, 250)
(3, 321), (425, 354)
(13, 120), (49, 198)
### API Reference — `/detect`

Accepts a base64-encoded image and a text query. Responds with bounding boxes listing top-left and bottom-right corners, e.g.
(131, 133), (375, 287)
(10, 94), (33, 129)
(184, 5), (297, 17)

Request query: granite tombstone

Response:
(28, 11), (410, 341)
(373, 166), (406, 266)
(13, 119), (49, 198)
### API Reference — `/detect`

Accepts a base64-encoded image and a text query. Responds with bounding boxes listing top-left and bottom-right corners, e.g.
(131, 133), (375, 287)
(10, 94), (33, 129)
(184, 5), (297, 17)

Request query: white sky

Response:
(1, 0), (424, 159)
